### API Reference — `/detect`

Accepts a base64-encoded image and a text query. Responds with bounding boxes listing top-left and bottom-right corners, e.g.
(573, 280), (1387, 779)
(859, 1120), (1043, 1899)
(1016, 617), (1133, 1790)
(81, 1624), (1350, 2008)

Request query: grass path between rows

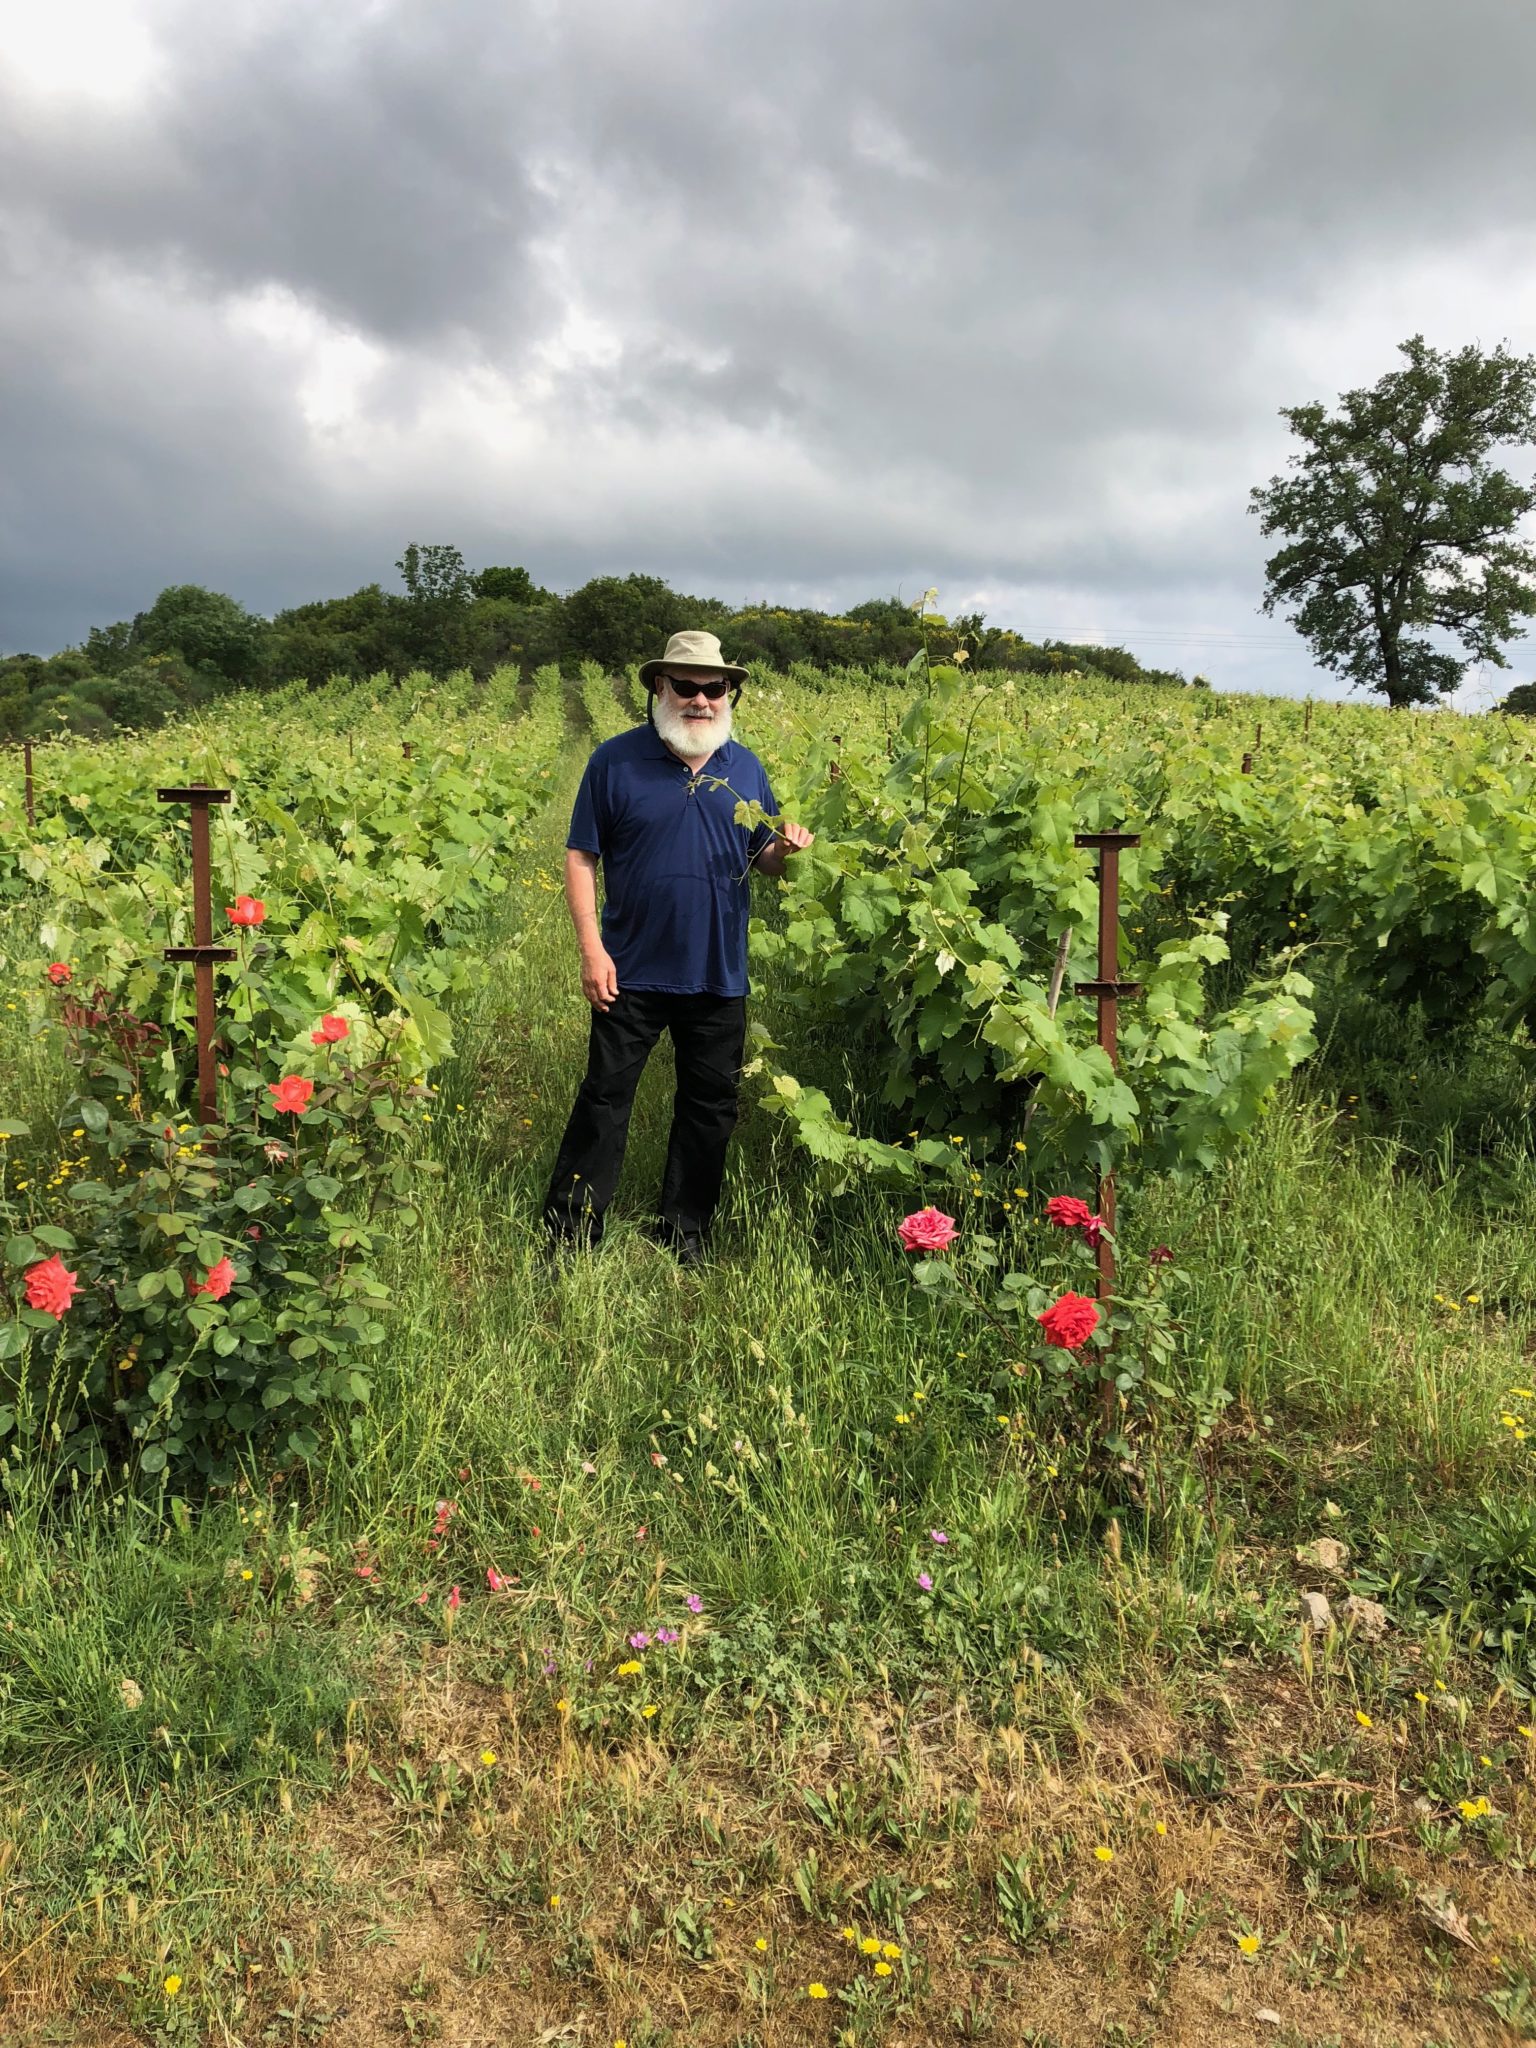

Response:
(8, 689), (1536, 2046)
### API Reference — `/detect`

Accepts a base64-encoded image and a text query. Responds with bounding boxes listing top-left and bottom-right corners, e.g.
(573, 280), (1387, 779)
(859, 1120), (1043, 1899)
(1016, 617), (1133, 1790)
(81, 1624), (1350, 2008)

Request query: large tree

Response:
(1250, 337), (1536, 707)
(559, 572), (728, 671)
(130, 584), (272, 686)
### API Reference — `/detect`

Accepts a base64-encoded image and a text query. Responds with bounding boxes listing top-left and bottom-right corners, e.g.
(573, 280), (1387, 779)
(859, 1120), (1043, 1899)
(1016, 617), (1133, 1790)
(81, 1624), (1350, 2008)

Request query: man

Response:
(541, 629), (814, 1265)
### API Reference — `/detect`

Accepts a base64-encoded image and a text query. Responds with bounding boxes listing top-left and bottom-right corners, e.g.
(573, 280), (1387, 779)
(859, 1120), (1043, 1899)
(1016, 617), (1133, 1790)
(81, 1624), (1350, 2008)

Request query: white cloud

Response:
(0, 0), (167, 104)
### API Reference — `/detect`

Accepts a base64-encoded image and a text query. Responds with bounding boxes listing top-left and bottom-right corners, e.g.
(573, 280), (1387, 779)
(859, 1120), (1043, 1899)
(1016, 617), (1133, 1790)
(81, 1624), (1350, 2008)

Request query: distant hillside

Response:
(0, 551), (1199, 739)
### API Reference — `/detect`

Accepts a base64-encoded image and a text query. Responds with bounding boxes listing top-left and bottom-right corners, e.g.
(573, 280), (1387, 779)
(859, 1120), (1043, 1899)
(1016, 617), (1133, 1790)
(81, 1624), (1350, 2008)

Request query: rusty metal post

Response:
(158, 783), (237, 1132)
(1254, 721), (1263, 752)
(402, 740), (413, 762)
(23, 740), (34, 829)
(1241, 752), (1253, 775)
(1073, 829), (1142, 1429)
(1304, 699), (1312, 736)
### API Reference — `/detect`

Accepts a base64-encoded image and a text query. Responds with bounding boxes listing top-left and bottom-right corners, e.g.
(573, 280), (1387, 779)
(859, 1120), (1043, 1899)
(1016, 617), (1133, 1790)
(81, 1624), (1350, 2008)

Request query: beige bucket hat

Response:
(638, 629), (749, 688)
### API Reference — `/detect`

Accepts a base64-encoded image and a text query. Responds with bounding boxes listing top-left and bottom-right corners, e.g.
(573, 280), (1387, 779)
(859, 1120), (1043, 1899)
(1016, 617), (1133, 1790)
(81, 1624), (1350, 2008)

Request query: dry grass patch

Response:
(182, 1658), (1536, 2048)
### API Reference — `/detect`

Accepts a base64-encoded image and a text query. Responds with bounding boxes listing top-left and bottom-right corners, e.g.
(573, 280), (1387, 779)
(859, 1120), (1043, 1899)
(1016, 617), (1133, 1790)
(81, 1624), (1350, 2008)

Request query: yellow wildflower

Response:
(808, 1982), (828, 1999)
(480, 1749), (497, 1766)
(1094, 1846), (1114, 1863)
(1236, 1933), (1261, 1956)
(873, 1960), (892, 1976)
(1354, 1710), (1372, 1728)
(163, 1975), (182, 1998)
(616, 1659), (641, 1676)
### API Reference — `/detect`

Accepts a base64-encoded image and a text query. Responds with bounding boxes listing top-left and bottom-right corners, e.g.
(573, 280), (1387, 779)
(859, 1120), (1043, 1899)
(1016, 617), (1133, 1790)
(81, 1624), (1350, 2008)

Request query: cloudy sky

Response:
(3, 0), (1535, 703)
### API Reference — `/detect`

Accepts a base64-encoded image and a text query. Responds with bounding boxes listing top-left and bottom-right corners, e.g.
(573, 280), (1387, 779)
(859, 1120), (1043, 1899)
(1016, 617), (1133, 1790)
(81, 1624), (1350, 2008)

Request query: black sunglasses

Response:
(662, 674), (731, 700)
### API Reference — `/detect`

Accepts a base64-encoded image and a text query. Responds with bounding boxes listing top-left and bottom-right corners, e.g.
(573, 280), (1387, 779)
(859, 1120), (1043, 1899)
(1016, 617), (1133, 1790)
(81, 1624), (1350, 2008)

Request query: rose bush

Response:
(0, 667), (569, 1482)
(899, 1191), (1211, 1490)
(0, 973), (428, 1480)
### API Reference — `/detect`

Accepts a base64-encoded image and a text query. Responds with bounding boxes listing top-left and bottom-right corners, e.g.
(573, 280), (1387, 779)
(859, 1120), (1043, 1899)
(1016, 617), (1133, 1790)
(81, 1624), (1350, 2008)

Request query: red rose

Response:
(310, 1013), (350, 1046)
(1045, 1195), (1093, 1231)
(188, 1255), (236, 1301)
(1036, 1291), (1101, 1351)
(46, 963), (72, 985)
(898, 1206), (959, 1252)
(24, 1252), (80, 1319)
(267, 1075), (314, 1115)
(226, 896), (267, 927)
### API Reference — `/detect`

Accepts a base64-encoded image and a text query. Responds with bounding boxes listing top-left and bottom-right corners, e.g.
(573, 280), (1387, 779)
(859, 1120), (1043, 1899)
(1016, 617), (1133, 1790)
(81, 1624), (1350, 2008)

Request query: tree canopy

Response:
(1251, 336), (1536, 707)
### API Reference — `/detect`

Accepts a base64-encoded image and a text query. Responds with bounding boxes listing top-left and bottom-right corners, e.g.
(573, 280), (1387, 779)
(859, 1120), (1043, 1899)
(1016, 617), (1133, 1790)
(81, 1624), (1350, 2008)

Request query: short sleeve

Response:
(567, 756), (605, 854)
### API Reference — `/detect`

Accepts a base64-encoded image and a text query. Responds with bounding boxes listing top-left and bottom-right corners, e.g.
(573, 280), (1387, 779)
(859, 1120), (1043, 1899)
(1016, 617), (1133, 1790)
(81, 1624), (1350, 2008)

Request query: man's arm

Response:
(755, 820), (814, 878)
(564, 848), (619, 1011)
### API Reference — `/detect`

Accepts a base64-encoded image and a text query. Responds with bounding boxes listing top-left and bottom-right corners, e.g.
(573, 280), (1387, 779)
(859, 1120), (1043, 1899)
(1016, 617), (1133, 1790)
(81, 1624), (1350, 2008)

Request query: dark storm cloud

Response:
(2, 0), (1534, 695)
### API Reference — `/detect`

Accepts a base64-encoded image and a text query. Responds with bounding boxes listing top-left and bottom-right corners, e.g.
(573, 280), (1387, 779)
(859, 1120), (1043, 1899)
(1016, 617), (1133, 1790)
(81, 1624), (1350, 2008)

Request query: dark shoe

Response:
(644, 1219), (705, 1268)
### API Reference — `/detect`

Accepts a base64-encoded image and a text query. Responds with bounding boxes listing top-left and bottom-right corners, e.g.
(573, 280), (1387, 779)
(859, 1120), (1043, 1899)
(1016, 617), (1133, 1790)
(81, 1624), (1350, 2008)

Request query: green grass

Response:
(5, 715), (1536, 2042)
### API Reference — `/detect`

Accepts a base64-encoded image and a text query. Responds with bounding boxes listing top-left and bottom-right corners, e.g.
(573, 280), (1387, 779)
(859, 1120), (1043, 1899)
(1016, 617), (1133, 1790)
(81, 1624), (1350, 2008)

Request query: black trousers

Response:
(541, 989), (748, 1245)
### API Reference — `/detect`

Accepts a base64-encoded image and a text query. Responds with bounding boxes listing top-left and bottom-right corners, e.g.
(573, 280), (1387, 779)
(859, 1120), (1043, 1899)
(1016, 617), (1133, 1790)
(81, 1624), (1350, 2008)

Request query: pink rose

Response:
(897, 1207), (959, 1253)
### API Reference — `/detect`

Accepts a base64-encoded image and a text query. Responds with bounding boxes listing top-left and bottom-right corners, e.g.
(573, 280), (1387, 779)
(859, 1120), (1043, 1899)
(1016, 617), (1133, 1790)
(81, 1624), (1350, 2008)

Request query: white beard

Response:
(653, 690), (733, 758)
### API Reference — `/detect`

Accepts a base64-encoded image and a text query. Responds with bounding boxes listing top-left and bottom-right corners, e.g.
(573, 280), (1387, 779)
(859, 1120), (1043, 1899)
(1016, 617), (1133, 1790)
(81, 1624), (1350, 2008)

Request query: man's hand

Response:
(581, 946), (620, 1012)
(756, 819), (815, 877)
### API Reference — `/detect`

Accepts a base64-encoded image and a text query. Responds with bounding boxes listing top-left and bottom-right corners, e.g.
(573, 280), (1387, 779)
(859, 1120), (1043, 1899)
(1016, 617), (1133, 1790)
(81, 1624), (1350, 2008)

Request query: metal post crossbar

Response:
(1073, 829), (1143, 1427)
(157, 784), (237, 1131)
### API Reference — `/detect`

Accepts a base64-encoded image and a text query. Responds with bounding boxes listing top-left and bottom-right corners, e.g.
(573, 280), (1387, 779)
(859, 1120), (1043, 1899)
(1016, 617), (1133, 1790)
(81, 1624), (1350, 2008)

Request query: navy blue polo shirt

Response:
(566, 723), (779, 997)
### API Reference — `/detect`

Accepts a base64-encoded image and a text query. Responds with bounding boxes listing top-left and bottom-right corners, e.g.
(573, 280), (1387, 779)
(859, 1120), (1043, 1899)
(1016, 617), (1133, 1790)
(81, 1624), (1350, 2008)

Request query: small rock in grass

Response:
(1295, 1536), (1349, 1576)
(1299, 1591), (1332, 1634)
(1343, 1593), (1389, 1640)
